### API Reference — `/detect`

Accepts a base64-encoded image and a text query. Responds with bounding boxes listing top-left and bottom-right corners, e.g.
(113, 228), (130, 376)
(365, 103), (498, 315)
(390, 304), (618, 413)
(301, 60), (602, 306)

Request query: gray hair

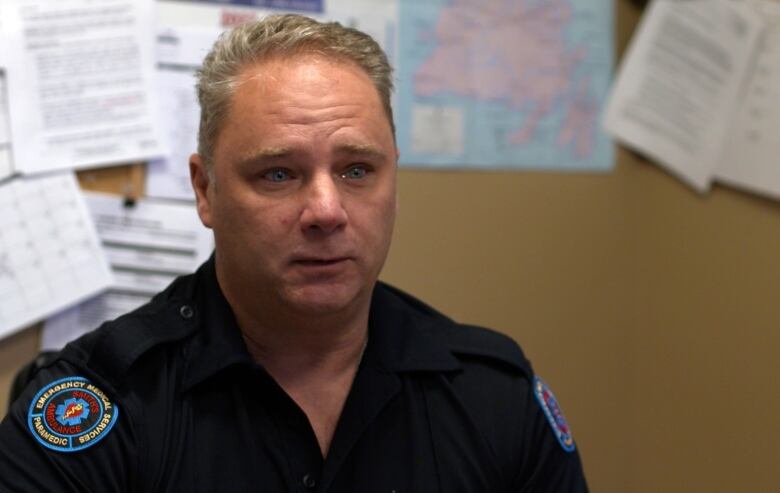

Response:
(195, 14), (395, 169)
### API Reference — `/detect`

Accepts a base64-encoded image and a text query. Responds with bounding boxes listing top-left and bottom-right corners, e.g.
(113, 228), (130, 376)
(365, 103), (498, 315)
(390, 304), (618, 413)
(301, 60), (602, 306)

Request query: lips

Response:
(289, 256), (353, 278)
(291, 256), (353, 266)
(295, 258), (349, 265)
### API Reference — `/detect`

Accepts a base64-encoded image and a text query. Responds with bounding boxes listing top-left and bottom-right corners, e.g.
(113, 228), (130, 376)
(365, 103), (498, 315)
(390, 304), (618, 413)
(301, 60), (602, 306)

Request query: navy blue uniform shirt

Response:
(0, 258), (588, 492)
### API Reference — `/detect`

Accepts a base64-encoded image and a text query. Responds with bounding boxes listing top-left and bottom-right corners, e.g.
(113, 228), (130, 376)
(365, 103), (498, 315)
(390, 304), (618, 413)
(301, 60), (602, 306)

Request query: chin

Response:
(283, 282), (366, 315)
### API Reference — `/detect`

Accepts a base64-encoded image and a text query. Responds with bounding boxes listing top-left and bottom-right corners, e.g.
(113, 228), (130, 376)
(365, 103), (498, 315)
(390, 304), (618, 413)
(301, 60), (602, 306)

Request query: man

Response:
(0, 15), (587, 492)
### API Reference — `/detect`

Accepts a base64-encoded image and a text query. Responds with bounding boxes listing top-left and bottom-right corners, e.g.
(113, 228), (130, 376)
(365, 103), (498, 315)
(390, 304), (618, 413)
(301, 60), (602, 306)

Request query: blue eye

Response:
(342, 165), (367, 180)
(264, 168), (291, 182)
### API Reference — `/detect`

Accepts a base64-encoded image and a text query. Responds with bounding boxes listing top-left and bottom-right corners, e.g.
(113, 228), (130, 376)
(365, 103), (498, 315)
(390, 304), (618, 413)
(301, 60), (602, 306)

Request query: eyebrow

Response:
(240, 146), (293, 161)
(236, 143), (388, 167)
(333, 143), (388, 161)
(234, 146), (294, 169)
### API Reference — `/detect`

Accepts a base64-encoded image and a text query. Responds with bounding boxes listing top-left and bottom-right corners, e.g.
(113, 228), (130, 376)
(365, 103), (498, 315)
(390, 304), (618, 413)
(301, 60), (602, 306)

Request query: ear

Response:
(394, 146), (400, 214)
(190, 153), (214, 229)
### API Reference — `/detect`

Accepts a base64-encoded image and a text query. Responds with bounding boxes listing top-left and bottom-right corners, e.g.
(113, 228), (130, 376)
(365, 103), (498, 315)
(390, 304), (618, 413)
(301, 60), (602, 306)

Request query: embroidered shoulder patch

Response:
(533, 376), (575, 452)
(27, 376), (119, 453)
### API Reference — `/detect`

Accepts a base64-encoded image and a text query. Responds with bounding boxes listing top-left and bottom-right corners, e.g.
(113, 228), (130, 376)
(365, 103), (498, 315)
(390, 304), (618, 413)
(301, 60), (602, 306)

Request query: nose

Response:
(299, 173), (348, 234)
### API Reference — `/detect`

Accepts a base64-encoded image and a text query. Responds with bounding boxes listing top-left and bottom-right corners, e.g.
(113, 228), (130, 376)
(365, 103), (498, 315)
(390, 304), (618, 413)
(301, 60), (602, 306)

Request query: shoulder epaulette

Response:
(437, 323), (533, 377)
(59, 273), (199, 390)
(376, 282), (532, 377)
(89, 300), (196, 386)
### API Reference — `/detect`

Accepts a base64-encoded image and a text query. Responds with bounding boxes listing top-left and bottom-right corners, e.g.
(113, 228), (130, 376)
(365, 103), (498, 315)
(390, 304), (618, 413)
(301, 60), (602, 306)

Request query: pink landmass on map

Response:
(415, 0), (590, 149)
(558, 78), (598, 159)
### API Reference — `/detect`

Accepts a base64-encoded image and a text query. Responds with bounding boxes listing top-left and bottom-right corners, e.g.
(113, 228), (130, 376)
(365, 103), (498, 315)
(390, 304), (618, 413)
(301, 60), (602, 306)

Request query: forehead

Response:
(230, 55), (388, 131)
(228, 54), (391, 132)
(213, 54), (396, 164)
(234, 53), (376, 103)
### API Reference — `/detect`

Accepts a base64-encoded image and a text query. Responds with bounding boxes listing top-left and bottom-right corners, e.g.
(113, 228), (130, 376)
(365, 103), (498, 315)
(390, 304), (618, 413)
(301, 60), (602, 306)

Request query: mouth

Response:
(291, 256), (352, 266)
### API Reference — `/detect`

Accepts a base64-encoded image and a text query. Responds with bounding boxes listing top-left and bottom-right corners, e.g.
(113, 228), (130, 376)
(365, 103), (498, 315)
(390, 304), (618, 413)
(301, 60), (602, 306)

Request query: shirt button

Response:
(179, 305), (194, 319)
(302, 474), (316, 489)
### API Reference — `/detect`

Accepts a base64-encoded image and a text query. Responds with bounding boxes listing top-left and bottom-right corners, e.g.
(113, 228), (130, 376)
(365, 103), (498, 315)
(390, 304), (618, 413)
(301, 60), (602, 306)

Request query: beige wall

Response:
(3, 2), (780, 491)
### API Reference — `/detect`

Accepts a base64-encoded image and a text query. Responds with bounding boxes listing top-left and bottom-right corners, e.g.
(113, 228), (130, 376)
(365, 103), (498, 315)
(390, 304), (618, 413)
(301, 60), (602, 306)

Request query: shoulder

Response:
(436, 323), (532, 376)
(6, 267), (202, 450)
(58, 269), (200, 392)
(375, 283), (587, 490)
(375, 281), (533, 379)
(0, 346), (147, 490)
(0, 269), (204, 490)
(9, 266), (201, 435)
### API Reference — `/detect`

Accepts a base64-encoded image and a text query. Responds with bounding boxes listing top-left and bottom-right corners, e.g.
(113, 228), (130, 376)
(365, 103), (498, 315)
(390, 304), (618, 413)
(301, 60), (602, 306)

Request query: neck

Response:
(215, 267), (371, 378)
(238, 308), (369, 379)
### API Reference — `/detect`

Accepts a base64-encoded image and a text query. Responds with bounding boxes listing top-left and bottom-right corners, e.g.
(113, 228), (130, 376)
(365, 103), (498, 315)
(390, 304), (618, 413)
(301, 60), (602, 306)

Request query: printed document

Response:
(603, 0), (762, 192)
(146, 27), (221, 200)
(2, 0), (166, 175)
(716, 4), (780, 199)
(0, 74), (12, 181)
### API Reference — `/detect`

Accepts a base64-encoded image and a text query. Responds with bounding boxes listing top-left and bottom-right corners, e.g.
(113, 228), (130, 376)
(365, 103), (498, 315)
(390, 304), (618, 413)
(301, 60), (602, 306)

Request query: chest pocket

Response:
(420, 374), (507, 493)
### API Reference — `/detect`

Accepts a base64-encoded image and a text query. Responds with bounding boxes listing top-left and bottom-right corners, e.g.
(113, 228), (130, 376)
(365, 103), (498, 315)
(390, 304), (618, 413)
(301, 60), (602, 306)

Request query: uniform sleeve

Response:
(444, 354), (588, 492)
(511, 376), (588, 493)
(0, 360), (138, 493)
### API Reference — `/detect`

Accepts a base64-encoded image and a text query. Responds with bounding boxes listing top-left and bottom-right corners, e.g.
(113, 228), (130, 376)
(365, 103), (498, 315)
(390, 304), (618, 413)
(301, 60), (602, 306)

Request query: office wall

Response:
(2, 2), (780, 491)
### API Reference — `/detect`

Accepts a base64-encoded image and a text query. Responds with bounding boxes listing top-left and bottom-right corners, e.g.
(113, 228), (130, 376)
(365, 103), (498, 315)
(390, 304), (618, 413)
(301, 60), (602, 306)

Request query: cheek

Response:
(380, 180), (398, 224)
(214, 181), (296, 226)
(246, 204), (304, 252)
(361, 191), (397, 244)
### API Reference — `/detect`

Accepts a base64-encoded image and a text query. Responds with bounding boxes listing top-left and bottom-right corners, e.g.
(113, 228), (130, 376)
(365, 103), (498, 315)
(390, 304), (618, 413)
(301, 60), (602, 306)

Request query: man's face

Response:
(191, 55), (398, 316)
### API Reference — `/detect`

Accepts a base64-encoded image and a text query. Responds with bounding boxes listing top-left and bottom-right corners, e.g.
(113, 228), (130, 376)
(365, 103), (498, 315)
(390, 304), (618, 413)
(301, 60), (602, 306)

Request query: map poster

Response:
(396, 0), (614, 170)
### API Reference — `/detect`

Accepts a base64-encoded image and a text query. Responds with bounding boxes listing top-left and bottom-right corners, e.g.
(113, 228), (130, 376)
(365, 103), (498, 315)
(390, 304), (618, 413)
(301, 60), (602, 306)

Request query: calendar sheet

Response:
(0, 172), (113, 339)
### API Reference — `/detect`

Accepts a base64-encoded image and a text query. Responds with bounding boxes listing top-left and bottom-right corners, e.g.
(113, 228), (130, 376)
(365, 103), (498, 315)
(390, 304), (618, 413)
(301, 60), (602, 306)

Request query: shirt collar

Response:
(180, 257), (461, 393)
(364, 283), (461, 373)
(180, 257), (254, 393)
